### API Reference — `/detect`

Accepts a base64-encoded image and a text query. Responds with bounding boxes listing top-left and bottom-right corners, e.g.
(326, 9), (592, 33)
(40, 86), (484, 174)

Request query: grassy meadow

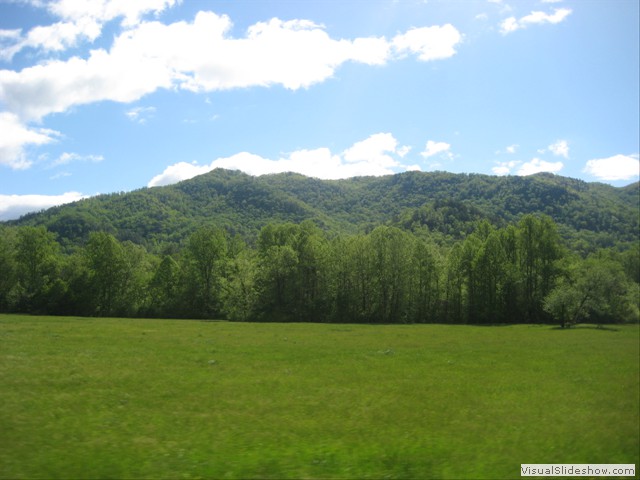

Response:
(0, 314), (638, 479)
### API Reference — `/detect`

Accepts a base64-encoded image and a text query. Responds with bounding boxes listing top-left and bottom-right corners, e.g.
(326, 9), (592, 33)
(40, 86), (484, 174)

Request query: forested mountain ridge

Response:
(1, 169), (638, 324)
(6, 169), (639, 252)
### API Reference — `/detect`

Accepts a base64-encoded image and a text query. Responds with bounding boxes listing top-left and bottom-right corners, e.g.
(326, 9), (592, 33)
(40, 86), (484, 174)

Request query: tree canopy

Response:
(1, 214), (637, 326)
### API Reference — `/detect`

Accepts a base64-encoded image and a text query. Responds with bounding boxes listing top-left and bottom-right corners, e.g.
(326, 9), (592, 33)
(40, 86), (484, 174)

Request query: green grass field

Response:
(0, 315), (638, 479)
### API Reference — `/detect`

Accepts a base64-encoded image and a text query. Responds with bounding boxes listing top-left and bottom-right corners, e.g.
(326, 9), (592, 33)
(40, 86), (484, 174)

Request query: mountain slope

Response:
(7, 169), (639, 251)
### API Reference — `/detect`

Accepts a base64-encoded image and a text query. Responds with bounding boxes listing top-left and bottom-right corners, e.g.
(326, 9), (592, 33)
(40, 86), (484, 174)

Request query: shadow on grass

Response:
(551, 324), (620, 332)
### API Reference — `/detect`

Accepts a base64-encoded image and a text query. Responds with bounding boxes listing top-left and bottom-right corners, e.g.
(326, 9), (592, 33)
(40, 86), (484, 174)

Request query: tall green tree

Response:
(345, 234), (375, 322)
(222, 248), (258, 321)
(85, 232), (128, 316)
(409, 238), (442, 322)
(472, 229), (507, 323)
(149, 255), (182, 317)
(517, 215), (563, 322)
(368, 226), (413, 323)
(293, 221), (331, 322)
(444, 243), (465, 324)
(14, 226), (61, 312)
(0, 227), (18, 311)
(498, 225), (521, 322)
(186, 226), (228, 317)
(255, 223), (299, 320)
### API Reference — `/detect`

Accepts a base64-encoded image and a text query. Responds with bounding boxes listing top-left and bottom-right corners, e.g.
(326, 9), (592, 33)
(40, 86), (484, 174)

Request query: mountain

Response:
(6, 169), (639, 253)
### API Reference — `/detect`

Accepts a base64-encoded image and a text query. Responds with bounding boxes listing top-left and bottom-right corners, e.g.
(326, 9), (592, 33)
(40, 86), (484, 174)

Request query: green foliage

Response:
(7, 169), (638, 253)
(185, 226), (228, 317)
(221, 248), (258, 321)
(517, 214), (563, 322)
(1, 316), (638, 479)
(1, 168), (637, 324)
(0, 226), (17, 311)
(1, 214), (637, 324)
(148, 255), (181, 318)
(10, 226), (61, 313)
(544, 255), (639, 327)
(85, 232), (129, 316)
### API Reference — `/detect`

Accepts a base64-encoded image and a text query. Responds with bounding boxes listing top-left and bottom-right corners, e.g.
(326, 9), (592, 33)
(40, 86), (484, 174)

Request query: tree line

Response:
(0, 215), (637, 326)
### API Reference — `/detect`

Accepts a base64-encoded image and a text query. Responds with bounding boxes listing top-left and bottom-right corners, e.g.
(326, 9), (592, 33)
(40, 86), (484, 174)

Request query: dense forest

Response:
(9, 169), (639, 255)
(1, 169), (638, 326)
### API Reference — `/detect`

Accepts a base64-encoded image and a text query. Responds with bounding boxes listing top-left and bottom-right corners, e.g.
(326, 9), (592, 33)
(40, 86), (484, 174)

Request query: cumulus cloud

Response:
(343, 132), (400, 168)
(0, 5), (462, 171)
(397, 145), (412, 158)
(500, 8), (572, 34)
(0, 10), (461, 123)
(0, 41), (174, 121)
(392, 24), (462, 61)
(147, 161), (213, 187)
(48, 0), (179, 26)
(148, 133), (414, 187)
(0, 191), (87, 221)
(169, 15), (391, 92)
(421, 140), (452, 159)
(518, 158), (563, 176)
(0, 112), (60, 169)
(548, 139), (569, 158)
(492, 160), (520, 176)
(1, 0), (179, 60)
(583, 154), (640, 181)
(493, 158), (564, 176)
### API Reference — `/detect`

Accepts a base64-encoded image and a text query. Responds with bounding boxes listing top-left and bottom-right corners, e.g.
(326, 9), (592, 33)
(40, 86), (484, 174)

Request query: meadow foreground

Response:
(1, 315), (638, 479)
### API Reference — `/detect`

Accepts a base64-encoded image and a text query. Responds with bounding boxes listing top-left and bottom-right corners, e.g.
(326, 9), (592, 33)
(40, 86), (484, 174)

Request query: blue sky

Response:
(0, 0), (638, 220)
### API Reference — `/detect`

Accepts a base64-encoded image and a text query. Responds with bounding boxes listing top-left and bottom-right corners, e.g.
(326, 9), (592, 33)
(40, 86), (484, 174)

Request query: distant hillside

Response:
(7, 169), (639, 252)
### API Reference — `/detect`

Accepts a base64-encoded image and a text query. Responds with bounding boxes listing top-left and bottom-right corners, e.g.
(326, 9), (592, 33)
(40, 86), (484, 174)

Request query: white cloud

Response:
(48, 0), (179, 27)
(548, 139), (569, 158)
(19, 18), (101, 53)
(520, 8), (572, 26)
(500, 17), (520, 35)
(492, 160), (520, 176)
(154, 14), (391, 92)
(51, 152), (104, 167)
(518, 158), (563, 176)
(0, 41), (174, 121)
(148, 133), (412, 187)
(0, 112), (60, 169)
(500, 8), (572, 34)
(397, 145), (412, 158)
(0, 29), (22, 40)
(0, 191), (87, 221)
(421, 140), (452, 159)
(0, 9), (463, 172)
(496, 144), (518, 154)
(125, 106), (156, 124)
(1, 0), (179, 60)
(392, 24), (462, 61)
(147, 161), (213, 187)
(493, 158), (564, 176)
(0, 11), (461, 122)
(343, 132), (399, 168)
(583, 154), (640, 181)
